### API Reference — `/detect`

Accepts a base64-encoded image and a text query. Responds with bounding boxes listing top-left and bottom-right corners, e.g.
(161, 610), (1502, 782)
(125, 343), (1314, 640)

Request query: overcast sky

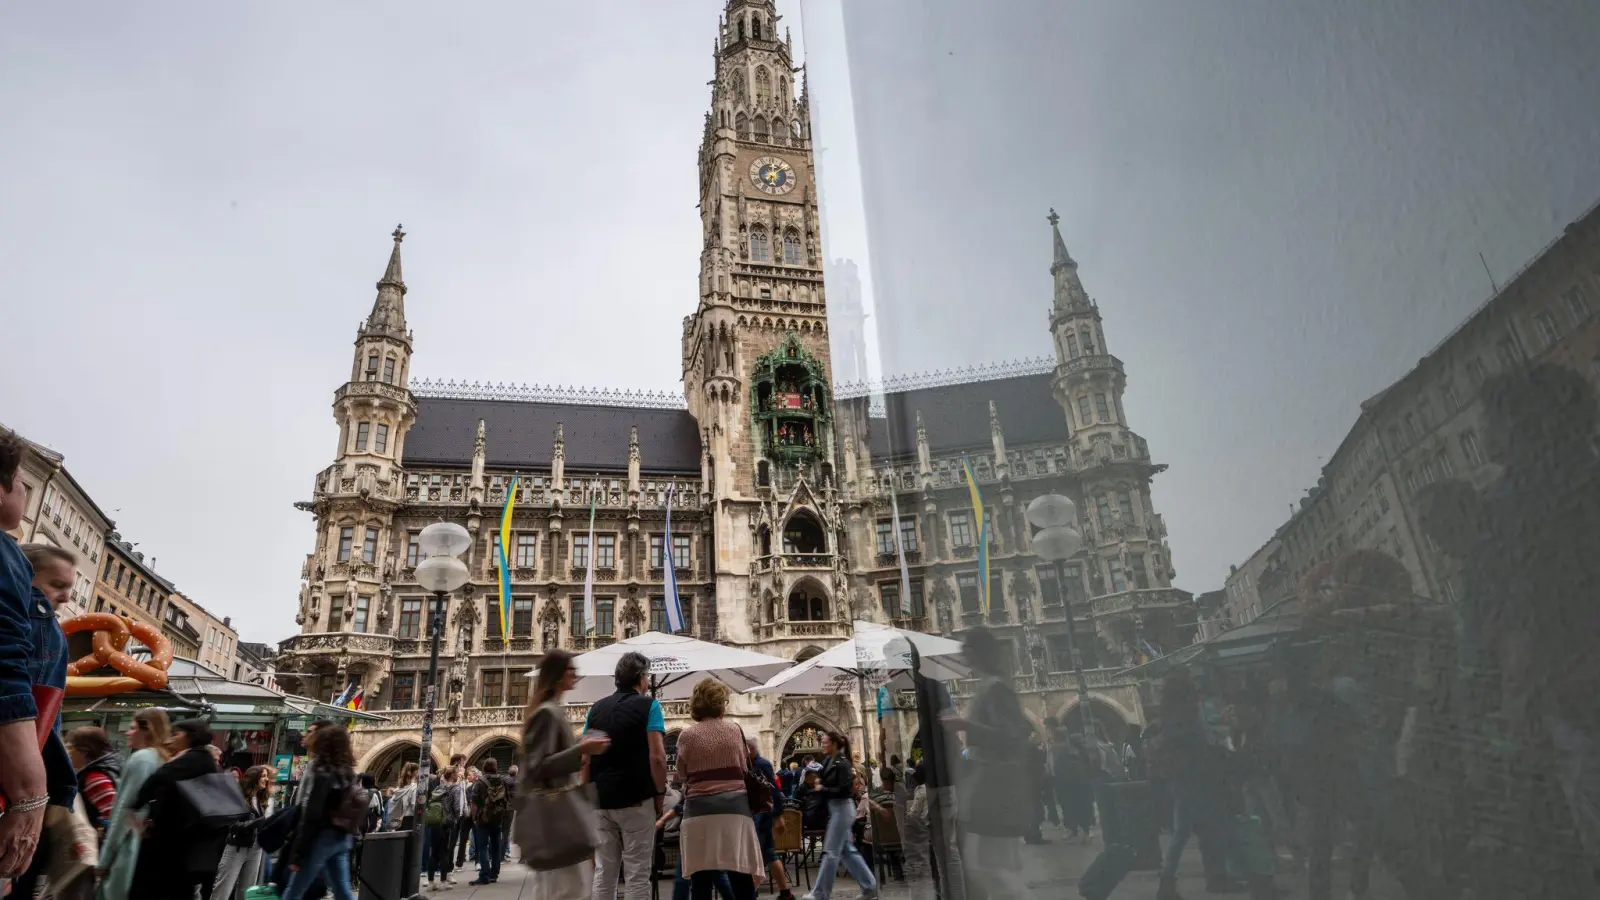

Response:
(3, 0), (1598, 644)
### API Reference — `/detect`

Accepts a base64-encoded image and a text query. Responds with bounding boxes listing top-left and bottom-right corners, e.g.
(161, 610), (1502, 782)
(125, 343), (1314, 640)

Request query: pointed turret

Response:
(627, 425), (641, 499)
(1048, 209), (1091, 313)
(365, 225), (409, 338)
(989, 400), (1009, 479)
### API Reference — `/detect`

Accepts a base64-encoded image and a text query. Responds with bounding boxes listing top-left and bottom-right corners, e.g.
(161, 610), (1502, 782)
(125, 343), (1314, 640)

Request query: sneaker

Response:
(777, 891), (795, 900)
(443, 875), (458, 886)
(468, 879), (489, 886)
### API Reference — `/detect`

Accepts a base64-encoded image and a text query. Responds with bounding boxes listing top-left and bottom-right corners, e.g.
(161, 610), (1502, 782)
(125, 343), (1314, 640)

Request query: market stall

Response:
(62, 657), (386, 788)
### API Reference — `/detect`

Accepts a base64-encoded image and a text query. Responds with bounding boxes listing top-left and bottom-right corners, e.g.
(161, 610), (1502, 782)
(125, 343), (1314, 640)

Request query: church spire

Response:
(365, 225), (408, 337)
(1048, 209), (1091, 312)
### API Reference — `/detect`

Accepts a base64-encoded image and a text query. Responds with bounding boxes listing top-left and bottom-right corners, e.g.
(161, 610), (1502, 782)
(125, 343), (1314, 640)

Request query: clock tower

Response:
(685, 0), (836, 645)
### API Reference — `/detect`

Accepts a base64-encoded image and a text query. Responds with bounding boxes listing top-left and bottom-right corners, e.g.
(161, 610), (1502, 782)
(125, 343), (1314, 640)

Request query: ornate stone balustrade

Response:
(335, 381), (414, 405)
(1089, 588), (1187, 617)
(281, 632), (395, 656)
(1058, 354), (1125, 380)
(946, 667), (1135, 701)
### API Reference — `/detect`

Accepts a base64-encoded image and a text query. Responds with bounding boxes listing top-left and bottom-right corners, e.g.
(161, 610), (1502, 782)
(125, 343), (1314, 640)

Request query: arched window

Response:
(772, 124), (787, 147)
(1079, 327), (1097, 355)
(751, 14), (762, 40)
(755, 66), (772, 105)
(778, 76), (788, 102)
(749, 227), (770, 262)
(757, 461), (771, 488)
(753, 117), (769, 143)
(792, 119), (802, 140)
(736, 19), (745, 41)
(731, 69), (747, 106)
(783, 229), (802, 265)
(735, 113), (749, 140)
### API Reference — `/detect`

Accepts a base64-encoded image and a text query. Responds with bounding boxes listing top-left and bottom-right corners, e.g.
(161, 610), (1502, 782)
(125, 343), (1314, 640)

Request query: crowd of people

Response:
(5, 359), (1597, 900)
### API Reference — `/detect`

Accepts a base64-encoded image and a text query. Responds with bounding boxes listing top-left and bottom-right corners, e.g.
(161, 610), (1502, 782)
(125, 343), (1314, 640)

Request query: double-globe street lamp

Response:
(1025, 493), (1096, 747)
(407, 521), (471, 896)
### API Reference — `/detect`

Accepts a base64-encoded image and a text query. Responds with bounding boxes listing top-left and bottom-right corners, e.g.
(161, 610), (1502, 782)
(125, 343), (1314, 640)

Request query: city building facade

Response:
(236, 641), (277, 686)
(96, 536), (183, 653)
(1223, 200), (1600, 624)
(275, 0), (1190, 782)
(4, 428), (113, 619)
(173, 594), (239, 676)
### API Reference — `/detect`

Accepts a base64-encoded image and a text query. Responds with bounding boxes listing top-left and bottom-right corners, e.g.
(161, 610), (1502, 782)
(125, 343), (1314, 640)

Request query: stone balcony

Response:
(334, 380), (414, 407)
(1055, 353), (1125, 381)
(946, 666), (1135, 701)
(1089, 587), (1188, 617)
(280, 631), (395, 657)
(756, 620), (852, 641)
(366, 699), (695, 731)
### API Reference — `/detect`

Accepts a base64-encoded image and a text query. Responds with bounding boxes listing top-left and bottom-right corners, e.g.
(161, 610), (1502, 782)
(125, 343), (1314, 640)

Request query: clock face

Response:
(750, 156), (797, 195)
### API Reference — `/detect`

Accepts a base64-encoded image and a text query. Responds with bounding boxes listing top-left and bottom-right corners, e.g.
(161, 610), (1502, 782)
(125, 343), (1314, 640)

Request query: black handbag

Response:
(175, 772), (251, 830)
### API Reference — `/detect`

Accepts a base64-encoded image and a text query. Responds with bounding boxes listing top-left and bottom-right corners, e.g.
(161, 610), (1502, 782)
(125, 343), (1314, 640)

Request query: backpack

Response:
(423, 785), (447, 827)
(365, 791), (384, 834)
(480, 778), (509, 824)
(326, 773), (371, 834)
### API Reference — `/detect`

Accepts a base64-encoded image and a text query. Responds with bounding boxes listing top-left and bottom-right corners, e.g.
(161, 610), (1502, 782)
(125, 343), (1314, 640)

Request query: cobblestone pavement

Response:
(467, 825), (1402, 900)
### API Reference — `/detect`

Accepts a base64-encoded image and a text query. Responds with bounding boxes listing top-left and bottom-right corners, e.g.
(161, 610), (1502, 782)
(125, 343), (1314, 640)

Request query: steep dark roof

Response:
(865, 372), (1068, 459)
(403, 397), (702, 474)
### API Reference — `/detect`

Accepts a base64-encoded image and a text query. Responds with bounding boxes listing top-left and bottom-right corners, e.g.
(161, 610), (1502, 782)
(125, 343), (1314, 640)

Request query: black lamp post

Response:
(407, 522), (471, 900)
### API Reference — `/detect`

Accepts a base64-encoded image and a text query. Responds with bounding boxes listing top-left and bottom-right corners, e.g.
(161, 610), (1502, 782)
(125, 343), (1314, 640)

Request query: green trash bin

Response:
(1098, 780), (1162, 871)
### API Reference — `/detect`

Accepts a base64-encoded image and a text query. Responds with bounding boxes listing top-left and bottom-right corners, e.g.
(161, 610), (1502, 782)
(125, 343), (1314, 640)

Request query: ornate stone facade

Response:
(275, 0), (1190, 781)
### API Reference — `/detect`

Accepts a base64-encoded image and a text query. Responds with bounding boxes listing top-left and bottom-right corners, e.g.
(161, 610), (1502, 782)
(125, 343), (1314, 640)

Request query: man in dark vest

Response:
(584, 651), (666, 900)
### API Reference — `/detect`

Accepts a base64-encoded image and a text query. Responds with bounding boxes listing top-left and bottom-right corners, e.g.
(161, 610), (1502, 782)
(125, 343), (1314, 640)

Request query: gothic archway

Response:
(782, 510), (826, 554)
(1056, 694), (1136, 745)
(360, 739), (444, 787)
(467, 736), (519, 775)
(787, 576), (829, 622)
(795, 645), (824, 663)
(778, 719), (840, 767)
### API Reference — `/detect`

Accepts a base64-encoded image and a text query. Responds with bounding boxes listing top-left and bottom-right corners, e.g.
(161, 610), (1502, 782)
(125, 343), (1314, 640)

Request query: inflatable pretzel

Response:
(63, 613), (174, 696)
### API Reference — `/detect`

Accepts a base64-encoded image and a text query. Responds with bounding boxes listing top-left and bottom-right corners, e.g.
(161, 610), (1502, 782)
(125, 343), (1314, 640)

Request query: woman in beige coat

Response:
(518, 649), (611, 900)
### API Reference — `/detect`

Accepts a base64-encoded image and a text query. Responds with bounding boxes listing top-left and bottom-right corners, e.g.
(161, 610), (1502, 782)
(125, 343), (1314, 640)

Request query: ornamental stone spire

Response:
(1048, 209), (1091, 313)
(365, 225), (409, 338)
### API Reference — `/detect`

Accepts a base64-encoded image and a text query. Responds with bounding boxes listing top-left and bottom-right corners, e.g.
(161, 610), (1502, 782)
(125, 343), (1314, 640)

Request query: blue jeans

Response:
(810, 799), (877, 900)
(473, 823), (503, 881)
(283, 828), (356, 900)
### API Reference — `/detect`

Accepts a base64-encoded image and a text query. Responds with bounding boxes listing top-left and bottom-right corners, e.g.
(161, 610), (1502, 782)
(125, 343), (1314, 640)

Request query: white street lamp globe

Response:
(418, 521), (472, 558)
(416, 555), (470, 594)
(1026, 493), (1077, 530)
(1032, 524), (1083, 562)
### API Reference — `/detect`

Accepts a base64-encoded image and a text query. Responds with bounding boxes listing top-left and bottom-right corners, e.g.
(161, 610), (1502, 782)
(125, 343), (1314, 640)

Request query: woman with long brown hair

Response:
(213, 765), (272, 900)
(283, 725), (359, 900)
(517, 648), (611, 899)
(94, 709), (171, 900)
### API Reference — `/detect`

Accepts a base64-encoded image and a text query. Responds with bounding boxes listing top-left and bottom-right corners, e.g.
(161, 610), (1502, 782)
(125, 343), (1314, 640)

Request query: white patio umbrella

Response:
(544, 631), (795, 703)
(746, 621), (969, 696)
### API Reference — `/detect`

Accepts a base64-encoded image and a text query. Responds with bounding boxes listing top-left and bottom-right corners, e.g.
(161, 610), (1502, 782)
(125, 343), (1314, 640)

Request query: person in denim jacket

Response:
(0, 429), (78, 880)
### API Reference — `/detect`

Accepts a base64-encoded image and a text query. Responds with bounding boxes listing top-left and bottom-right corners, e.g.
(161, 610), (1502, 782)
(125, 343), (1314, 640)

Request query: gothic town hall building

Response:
(274, 0), (1191, 782)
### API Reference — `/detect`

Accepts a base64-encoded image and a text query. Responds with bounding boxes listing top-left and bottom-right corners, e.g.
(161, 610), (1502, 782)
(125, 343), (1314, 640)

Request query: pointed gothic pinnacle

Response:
(380, 224), (405, 287)
(1049, 208), (1076, 272)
